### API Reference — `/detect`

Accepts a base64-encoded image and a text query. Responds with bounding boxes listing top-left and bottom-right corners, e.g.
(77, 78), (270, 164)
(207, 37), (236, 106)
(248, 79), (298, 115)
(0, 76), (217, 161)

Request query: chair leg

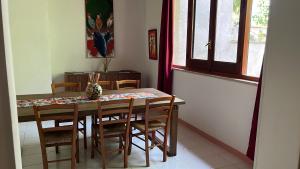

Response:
(163, 127), (168, 162)
(124, 135), (129, 168)
(151, 131), (156, 148)
(100, 137), (106, 169)
(144, 131), (150, 167)
(76, 137), (79, 163)
(54, 120), (59, 154)
(93, 116), (99, 148)
(41, 146), (48, 169)
(83, 117), (87, 149)
(134, 114), (138, 121)
(71, 139), (77, 169)
(95, 132), (98, 148)
(118, 136), (123, 154)
(128, 127), (132, 155)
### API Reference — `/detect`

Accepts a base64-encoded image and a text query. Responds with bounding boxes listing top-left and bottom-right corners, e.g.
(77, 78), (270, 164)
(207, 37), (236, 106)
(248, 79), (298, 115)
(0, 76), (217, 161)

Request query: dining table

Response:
(17, 88), (185, 156)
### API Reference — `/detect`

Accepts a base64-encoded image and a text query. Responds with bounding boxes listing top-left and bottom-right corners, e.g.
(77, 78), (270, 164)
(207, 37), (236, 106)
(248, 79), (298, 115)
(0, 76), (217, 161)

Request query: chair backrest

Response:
(98, 80), (113, 90)
(33, 104), (79, 146)
(51, 82), (81, 94)
(144, 96), (175, 127)
(97, 99), (134, 133)
(116, 80), (140, 90)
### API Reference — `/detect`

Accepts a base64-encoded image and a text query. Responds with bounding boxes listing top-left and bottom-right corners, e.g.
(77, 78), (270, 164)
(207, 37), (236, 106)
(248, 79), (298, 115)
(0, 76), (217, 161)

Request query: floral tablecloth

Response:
(17, 92), (158, 108)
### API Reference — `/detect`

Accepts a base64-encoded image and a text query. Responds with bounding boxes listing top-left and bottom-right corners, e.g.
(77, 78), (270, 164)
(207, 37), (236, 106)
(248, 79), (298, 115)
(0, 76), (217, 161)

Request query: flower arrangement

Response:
(86, 73), (102, 100)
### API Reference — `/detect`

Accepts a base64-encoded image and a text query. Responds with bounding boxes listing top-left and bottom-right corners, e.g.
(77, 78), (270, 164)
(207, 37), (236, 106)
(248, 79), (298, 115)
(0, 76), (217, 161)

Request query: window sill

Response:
(172, 65), (258, 86)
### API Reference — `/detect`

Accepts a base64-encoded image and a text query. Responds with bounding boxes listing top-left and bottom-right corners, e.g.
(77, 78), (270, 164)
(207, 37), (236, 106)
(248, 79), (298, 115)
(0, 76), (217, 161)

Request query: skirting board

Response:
(178, 118), (254, 166)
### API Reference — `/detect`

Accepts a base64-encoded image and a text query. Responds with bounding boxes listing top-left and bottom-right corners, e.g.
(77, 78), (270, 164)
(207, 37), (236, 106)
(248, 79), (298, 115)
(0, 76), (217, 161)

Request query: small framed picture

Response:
(148, 29), (158, 60)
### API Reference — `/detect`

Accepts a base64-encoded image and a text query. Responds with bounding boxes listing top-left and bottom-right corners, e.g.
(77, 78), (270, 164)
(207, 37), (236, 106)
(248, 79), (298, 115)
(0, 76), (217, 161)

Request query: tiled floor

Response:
(19, 118), (252, 169)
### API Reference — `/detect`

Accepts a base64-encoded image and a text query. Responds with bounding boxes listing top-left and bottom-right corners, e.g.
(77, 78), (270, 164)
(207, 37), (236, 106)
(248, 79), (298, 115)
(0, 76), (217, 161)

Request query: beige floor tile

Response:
(20, 119), (252, 169)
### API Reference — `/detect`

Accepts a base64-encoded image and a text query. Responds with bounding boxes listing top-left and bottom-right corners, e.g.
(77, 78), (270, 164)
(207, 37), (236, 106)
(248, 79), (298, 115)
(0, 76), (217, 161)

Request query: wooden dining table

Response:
(17, 88), (185, 156)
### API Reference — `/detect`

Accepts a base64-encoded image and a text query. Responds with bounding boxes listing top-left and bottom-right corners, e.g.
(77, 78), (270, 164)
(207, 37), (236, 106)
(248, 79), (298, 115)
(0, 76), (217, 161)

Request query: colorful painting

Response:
(148, 29), (158, 60)
(86, 0), (114, 58)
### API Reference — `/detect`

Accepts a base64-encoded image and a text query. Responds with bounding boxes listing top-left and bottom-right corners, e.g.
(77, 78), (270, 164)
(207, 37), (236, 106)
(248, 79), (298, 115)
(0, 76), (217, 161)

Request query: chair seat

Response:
(94, 123), (127, 136)
(131, 120), (166, 131)
(44, 131), (73, 146)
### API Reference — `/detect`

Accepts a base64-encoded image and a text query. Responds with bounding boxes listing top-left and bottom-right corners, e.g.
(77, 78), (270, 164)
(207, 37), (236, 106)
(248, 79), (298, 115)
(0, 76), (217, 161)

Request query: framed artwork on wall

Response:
(85, 0), (114, 58)
(148, 29), (158, 60)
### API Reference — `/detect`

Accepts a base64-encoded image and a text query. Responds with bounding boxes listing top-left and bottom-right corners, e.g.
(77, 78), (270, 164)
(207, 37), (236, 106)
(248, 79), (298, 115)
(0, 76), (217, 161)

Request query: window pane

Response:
(193, 0), (211, 60)
(246, 0), (270, 77)
(214, 0), (241, 63)
(173, 0), (188, 66)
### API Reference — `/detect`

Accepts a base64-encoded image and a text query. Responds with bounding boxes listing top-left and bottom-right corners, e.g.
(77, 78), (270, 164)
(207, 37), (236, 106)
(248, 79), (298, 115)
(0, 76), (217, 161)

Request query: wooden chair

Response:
(33, 104), (79, 169)
(51, 82), (87, 150)
(98, 80), (113, 90)
(91, 80), (114, 136)
(116, 80), (140, 90)
(91, 99), (134, 169)
(129, 96), (175, 167)
(51, 82), (81, 93)
(116, 80), (140, 121)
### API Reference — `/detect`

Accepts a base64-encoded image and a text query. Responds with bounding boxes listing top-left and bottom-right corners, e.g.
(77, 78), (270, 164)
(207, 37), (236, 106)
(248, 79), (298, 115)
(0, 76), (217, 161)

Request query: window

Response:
(173, 0), (270, 79)
(173, 0), (188, 66)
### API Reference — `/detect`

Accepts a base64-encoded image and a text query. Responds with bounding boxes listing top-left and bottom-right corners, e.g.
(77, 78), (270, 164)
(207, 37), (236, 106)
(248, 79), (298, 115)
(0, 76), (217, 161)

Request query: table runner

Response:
(17, 92), (158, 108)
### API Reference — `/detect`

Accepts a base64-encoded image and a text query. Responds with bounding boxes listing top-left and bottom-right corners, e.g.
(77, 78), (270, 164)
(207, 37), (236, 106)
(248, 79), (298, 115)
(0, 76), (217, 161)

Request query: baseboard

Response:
(178, 118), (254, 165)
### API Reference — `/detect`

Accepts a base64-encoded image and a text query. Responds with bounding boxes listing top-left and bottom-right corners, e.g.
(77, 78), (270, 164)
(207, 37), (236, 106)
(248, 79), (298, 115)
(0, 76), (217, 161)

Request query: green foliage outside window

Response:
(232, 0), (270, 43)
(232, 0), (269, 27)
(252, 0), (270, 27)
(233, 0), (241, 25)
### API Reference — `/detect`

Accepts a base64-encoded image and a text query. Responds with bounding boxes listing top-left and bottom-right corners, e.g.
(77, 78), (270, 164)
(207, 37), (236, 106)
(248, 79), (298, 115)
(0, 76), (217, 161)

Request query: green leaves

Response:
(252, 0), (270, 26)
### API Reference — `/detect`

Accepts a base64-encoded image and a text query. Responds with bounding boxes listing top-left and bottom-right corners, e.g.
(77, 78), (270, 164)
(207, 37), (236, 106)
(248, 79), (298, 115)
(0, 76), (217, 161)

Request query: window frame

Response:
(174, 0), (260, 82)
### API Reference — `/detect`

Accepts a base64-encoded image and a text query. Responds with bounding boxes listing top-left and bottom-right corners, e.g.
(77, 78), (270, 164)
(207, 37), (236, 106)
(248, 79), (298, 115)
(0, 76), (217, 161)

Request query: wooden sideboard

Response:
(64, 70), (141, 91)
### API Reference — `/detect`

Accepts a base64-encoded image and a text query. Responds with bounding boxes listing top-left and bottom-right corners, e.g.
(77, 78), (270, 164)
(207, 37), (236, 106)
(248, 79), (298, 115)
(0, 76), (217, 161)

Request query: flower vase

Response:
(86, 82), (102, 100)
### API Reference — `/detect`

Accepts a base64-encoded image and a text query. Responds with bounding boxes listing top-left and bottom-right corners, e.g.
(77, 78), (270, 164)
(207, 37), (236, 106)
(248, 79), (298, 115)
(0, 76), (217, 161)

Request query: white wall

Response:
(8, 0), (52, 95)
(112, 0), (146, 74)
(174, 71), (257, 153)
(48, 0), (98, 82)
(254, 0), (300, 168)
(48, 0), (146, 83)
(0, 0), (22, 168)
(144, 0), (258, 154)
(142, 0), (161, 88)
(9, 0), (146, 92)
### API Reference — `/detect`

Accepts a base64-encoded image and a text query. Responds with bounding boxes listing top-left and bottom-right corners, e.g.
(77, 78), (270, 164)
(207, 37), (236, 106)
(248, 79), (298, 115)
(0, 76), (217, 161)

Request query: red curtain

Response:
(246, 70), (263, 160)
(157, 0), (174, 95)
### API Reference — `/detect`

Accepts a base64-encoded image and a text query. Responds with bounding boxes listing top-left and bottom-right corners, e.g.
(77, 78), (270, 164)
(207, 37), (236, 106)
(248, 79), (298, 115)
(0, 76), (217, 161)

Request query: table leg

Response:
(168, 105), (178, 156)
